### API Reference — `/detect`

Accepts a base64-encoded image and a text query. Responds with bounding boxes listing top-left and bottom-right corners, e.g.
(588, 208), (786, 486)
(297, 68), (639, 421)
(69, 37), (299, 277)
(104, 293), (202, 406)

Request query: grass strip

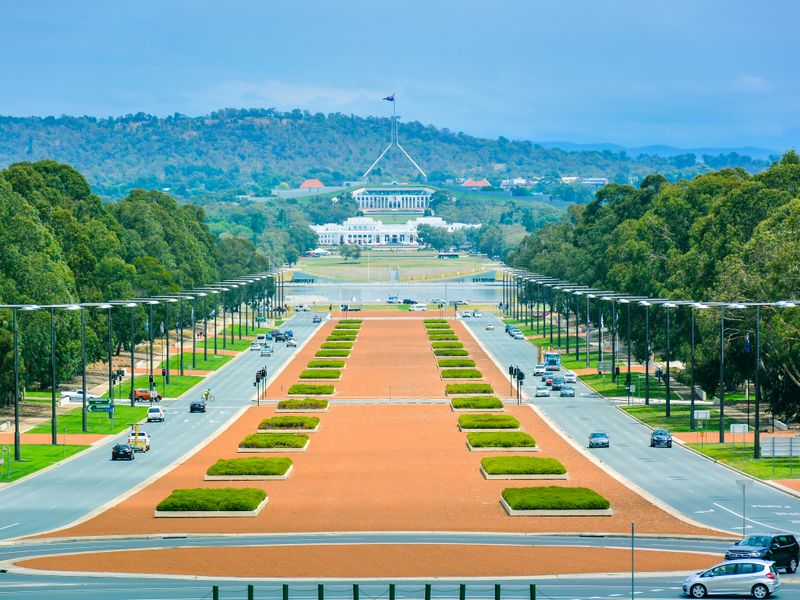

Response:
(451, 396), (504, 409)
(447, 383), (493, 394)
(156, 488), (266, 511)
(307, 360), (345, 369)
(482, 456), (566, 475)
(459, 414), (520, 429)
(424, 319), (448, 323)
(428, 334), (458, 341)
(299, 369), (341, 379)
(339, 319), (363, 324)
(431, 341), (464, 349)
(258, 416), (320, 430)
(277, 398), (329, 410)
(207, 457), (292, 477)
(0, 444), (88, 482)
(438, 359), (476, 368)
(467, 432), (536, 448)
(334, 323), (361, 330)
(288, 384), (334, 395)
(157, 352), (234, 371)
(320, 342), (353, 349)
(28, 405), (148, 435)
(502, 487), (609, 510)
(239, 433), (309, 449)
(424, 323), (451, 329)
(619, 404), (738, 432)
(441, 369), (483, 379)
(434, 349), (469, 357)
(685, 443), (800, 480)
(315, 350), (350, 357)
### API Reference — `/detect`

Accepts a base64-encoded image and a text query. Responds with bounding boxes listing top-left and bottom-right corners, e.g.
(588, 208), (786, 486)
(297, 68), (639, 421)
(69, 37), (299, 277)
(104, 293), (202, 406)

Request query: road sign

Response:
(87, 398), (113, 413)
(730, 424), (748, 434)
(598, 361), (613, 373)
(695, 410), (711, 420)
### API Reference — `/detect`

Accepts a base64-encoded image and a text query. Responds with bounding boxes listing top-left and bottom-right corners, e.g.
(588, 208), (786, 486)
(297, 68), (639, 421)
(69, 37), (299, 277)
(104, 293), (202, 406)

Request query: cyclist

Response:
(202, 388), (211, 401)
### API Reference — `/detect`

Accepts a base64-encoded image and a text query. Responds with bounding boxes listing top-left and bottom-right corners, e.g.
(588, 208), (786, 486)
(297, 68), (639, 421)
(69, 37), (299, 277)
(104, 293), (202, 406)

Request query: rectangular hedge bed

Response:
(238, 433), (309, 453)
(467, 431), (537, 452)
(287, 384), (334, 396)
(338, 319), (363, 324)
(423, 319), (448, 323)
(500, 487), (612, 516)
(451, 396), (504, 411)
(258, 416), (320, 433)
(277, 398), (328, 411)
(307, 360), (346, 369)
(205, 457), (293, 480)
(320, 342), (353, 349)
(446, 383), (493, 395)
(481, 456), (567, 480)
(458, 414), (520, 430)
(441, 369), (483, 379)
(438, 359), (476, 368)
(155, 488), (268, 517)
(435, 349), (469, 357)
(428, 334), (458, 341)
(424, 323), (451, 329)
(334, 323), (361, 329)
(327, 334), (357, 341)
(316, 350), (350, 358)
(299, 369), (342, 380)
(431, 342), (464, 349)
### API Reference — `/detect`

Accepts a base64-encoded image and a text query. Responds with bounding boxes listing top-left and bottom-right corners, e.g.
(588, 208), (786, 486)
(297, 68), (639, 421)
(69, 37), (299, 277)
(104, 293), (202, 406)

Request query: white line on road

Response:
(0, 523), (18, 531)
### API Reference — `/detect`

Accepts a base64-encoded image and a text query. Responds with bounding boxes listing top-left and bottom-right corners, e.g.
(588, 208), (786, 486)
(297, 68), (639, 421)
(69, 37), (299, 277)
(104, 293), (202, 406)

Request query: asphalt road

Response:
(0, 313), (321, 541)
(463, 313), (800, 536)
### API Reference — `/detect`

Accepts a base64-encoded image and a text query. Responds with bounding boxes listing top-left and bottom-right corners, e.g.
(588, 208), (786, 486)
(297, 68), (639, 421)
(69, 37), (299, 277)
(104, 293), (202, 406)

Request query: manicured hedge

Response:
(482, 456), (566, 475)
(431, 341), (464, 349)
(258, 416), (320, 430)
(424, 323), (451, 329)
(451, 396), (504, 409)
(278, 398), (329, 410)
(327, 333), (357, 339)
(156, 488), (266, 511)
(339, 319), (362, 324)
(434, 349), (469, 357)
(335, 323), (361, 330)
(424, 319), (448, 323)
(299, 369), (341, 379)
(307, 360), (346, 369)
(240, 433), (309, 448)
(316, 350), (350, 357)
(428, 334), (458, 341)
(438, 359), (476, 368)
(441, 369), (483, 379)
(458, 414), (520, 429)
(446, 383), (493, 394)
(467, 432), (536, 448)
(288, 384), (334, 395)
(207, 457), (292, 476)
(502, 487), (609, 510)
(321, 342), (353, 349)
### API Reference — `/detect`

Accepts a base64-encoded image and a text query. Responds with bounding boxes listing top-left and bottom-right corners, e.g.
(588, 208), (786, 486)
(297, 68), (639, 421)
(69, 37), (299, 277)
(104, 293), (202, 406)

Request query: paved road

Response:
(0, 313), (321, 541)
(464, 314), (800, 536)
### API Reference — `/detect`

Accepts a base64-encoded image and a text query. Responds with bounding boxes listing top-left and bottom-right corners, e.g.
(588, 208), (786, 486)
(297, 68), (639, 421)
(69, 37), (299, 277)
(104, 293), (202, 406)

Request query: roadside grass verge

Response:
(239, 433), (308, 449)
(0, 444), (89, 482)
(458, 414), (520, 429)
(580, 374), (683, 400)
(446, 383), (493, 395)
(277, 398), (328, 410)
(287, 384), (334, 395)
(451, 396), (504, 409)
(502, 487), (609, 510)
(206, 457), (292, 477)
(157, 352), (234, 371)
(438, 359), (476, 368)
(334, 323), (361, 330)
(220, 338), (258, 352)
(620, 404), (739, 432)
(224, 325), (276, 335)
(156, 488), (266, 511)
(529, 335), (585, 349)
(431, 342), (464, 349)
(299, 369), (341, 379)
(685, 443), (800, 480)
(258, 416), (320, 430)
(441, 369), (483, 379)
(108, 374), (204, 400)
(482, 456), (566, 475)
(339, 320), (363, 324)
(28, 405), (148, 435)
(467, 432), (536, 448)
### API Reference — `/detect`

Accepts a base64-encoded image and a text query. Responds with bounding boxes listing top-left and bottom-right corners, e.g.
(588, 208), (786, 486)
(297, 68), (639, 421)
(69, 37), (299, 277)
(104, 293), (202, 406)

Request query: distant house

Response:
(462, 178), (491, 188)
(300, 179), (325, 191)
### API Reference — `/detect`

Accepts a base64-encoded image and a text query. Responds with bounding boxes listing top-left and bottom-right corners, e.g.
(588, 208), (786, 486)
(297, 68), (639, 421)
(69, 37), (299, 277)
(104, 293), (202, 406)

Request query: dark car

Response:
(402, 299), (416, 305)
(312, 314), (322, 323)
(111, 443), (135, 461)
(650, 428), (673, 448)
(273, 331), (288, 342)
(284, 329), (294, 339)
(189, 399), (207, 413)
(551, 376), (565, 391)
(725, 533), (800, 573)
(588, 431), (610, 448)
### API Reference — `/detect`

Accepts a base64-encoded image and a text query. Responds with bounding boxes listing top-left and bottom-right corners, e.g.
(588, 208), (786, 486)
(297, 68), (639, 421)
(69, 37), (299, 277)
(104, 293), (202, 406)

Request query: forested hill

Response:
(0, 109), (771, 199)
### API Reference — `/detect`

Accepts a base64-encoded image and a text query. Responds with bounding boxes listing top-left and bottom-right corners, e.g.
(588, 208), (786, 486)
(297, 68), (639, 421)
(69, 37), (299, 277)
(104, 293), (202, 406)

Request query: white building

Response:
(351, 186), (434, 212)
(311, 216), (479, 247)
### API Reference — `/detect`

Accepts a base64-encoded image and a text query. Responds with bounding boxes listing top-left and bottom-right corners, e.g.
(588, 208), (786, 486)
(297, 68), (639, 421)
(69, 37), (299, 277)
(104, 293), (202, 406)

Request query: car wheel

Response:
(667, 442), (672, 448)
(689, 584), (707, 598)
(751, 583), (769, 599)
(788, 557), (798, 573)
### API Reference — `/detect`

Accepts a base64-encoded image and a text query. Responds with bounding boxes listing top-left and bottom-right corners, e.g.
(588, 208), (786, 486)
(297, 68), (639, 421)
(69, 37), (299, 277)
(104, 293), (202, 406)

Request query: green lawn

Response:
(158, 352), (233, 371)
(106, 374), (204, 399)
(580, 374), (682, 400)
(529, 335), (586, 349)
(620, 404), (742, 432)
(687, 443), (800, 480)
(28, 405), (149, 435)
(0, 444), (89, 482)
(22, 390), (53, 400)
(224, 325), (275, 335)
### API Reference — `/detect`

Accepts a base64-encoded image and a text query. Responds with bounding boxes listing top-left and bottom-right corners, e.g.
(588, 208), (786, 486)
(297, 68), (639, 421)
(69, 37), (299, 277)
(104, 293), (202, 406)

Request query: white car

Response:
(460, 311), (472, 318)
(533, 364), (546, 376)
(249, 342), (261, 351)
(485, 323), (494, 331)
(127, 431), (151, 452)
(564, 372), (578, 384)
(287, 338), (298, 347)
(534, 386), (550, 397)
(409, 304), (427, 312)
(146, 406), (166, 422)
(60, 389), (100, 401)
(472, 310), (482, 318)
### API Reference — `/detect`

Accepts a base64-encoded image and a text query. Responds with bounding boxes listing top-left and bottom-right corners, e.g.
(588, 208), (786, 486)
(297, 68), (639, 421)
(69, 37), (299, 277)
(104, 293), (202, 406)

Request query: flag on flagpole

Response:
(383, 94), (395, 102)
(745, 332), (751, 353)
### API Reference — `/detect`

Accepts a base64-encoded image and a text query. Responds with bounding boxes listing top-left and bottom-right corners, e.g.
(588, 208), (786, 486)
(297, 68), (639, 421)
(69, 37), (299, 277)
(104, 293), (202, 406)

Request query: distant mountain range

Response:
(538, 141), (779, 161)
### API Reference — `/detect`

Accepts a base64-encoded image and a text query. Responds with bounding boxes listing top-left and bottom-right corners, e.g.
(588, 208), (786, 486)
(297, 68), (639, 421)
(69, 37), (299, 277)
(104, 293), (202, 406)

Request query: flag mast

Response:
(362, 93), (427, 180)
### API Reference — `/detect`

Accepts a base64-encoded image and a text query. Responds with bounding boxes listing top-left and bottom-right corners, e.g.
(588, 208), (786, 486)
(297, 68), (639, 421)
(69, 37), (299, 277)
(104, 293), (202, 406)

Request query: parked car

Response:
(588, 431), (610, 448)
(551, 376), (565, 391)
(312, 314), (322, 323)
(60, 389), (100, 401)
(295, 304), (310, 311)
(683, 559), (779, 598)
(533, 364), (546, 376)
(402, 299), (416, 305)
(146, 406), (166, 422)
(564, 372), (578, 384)
(189, 399), (207, 413)
(534, 386), (550, 398)
(249, 342), (261, 351)
(287, 338), (298, 347)
(650, 428), (673, 448)
(133, 388), (160, 402)
(111, 443), (135, 461)
(560, 386), (576, 397)
(725, 533), (800, 574)
(485, 323), (494, 331)
(127, 431), (151, 452)
(505, 324), (515, 333)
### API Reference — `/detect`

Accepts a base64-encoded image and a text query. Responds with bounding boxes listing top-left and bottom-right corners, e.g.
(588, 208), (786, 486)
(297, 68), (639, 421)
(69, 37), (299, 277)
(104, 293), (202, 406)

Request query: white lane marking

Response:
(714, 502), (800, 535)
(0, 523), (18, 531)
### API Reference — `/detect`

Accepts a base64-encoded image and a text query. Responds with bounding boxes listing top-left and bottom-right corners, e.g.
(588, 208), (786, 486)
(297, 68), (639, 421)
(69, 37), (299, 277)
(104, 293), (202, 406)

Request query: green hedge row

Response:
(446, 383), (492, 394)
(451, 396), (504, 409)
(288, 384), (334, 395)
(258, 416), (320, 430)
(156, 488), (266, 511)
(427, 334), (458, 341)
(424, 323), (451, 329)
(431, 341), (464, 349)
(441, 369), (483, 379)
(423, 319), (448, 323)
(315, 350), (350, 357)
(438, 359), (476, 368)
(321, 342), (353, 349)
(467, 432), (536, 448)
(278, 398), (328, 410)
(482, 456), (566, 475)
(327, 333), (357, 340)
(299, 369), (341, 379)
(458, 414), (520, 429)
(502, 487), (609, 510)
(339, 319), (363, 324)
(207, 457), (292, 476)
(434, 349), (469, 357)
(307, 360), (345, 369)
(334, 323), (361, 330)
(240, 433), (308, 448)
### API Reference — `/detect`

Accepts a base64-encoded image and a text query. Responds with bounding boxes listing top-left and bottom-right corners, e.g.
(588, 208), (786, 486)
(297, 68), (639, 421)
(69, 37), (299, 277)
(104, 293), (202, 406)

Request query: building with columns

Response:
(351, 186), (434, 212)
(311, 216), (479, 247)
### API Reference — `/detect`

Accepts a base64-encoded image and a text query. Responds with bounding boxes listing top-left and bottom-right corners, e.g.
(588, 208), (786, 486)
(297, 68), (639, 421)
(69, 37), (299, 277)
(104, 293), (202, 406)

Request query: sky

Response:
(2, 0), (799, 151)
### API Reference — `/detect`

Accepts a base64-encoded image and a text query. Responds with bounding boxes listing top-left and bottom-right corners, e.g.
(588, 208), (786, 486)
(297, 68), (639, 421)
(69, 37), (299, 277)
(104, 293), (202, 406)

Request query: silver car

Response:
(683, 559), (779, 598)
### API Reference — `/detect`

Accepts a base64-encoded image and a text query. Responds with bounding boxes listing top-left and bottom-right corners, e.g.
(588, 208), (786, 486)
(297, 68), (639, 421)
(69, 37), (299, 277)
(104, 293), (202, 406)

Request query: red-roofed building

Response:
(300, 179), (325, 190)
(462, 178), (491, 188)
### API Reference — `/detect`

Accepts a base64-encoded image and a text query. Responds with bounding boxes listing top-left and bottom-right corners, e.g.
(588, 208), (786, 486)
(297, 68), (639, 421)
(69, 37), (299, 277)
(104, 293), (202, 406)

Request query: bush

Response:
(307, 360), (345, 369)
(428, 334), (458, 341)
(423, 319), (448, 323)
(316, 350), (350, 357)
(335, 323), (361, 330)
(438, 359), (476, 368)
(431, 341), (464, 349)
(424, 323), (451, 329)
(321, 342), (353, 349)
(287, 384), (334, 395)
(446, 383), (492, 394)
(502, 487), (609, 510)
(156, 488), (266, 511)
(327, 333), (357, 339)
(259, 416), (320, 430)
(434, 349), (469, 357)
(441, 369), (483, 379)
(339, 319), (362, 324)
(482, 456), (566, 475)
(299, 369), (341, 379)
(278, 398), (328, 410)
(207, 457), (292, 476)
(458, 414), (520, 429)
(451, 396), (504, 409)
(467, 432), (535, 448)
(239, 433), (309, 448)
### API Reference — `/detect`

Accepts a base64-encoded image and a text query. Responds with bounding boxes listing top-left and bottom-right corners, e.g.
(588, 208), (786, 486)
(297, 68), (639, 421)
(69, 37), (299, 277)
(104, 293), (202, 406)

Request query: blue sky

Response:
(2, 0), (798, 150)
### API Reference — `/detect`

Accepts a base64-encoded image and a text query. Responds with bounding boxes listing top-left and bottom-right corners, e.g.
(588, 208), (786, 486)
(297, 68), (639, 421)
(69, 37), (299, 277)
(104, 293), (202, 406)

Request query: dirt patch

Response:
(17, 544), (718, 578)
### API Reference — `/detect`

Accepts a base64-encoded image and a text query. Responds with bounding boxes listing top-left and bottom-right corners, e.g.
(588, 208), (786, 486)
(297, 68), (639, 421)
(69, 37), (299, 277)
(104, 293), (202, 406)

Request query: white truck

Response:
(60, 389), (100, 401)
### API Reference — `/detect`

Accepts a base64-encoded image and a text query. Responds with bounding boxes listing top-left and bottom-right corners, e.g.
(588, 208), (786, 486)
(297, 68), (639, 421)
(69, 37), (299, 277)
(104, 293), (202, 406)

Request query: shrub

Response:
(438, 359), (476, 368)
(307, 360), (345, 369)
(446, 383), (492, 394)
(458, 414), (520, 429)
(467, 432), (535, 448)
(501, 487), (610, 510)
(434, 349), (469, 357)
(299, 369), (341, 379)
(321, 342), (353, 349)
(482, 457), (566, 475)
(441, 369), (483, 379)
(428, 334), (458, 341)
(451, 396), (504, 409)
(278, 398), (328, 410)
(424, 323), (451, 329)
(287, 384), (334, 395)
(339, 319), (362, 324)
(316, 350), (350, 357)
(239, 433), (309, 448)
(207, 457), (292, 476)
(156, 488), (266, 512)
(327, 333), (357, 339)
(431, 341), (464, 349)
(335, 323), (361, 330)
(258, 416), (320, 430)
(423, 319), (448, 323)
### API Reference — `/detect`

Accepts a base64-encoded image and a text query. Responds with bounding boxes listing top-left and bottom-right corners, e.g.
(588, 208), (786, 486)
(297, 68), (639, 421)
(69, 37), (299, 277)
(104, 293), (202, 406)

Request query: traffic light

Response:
(161, 368), (166, 377)
(149, 374), (154, 385)
(518, 371), (525, 382)
(508, 365), (514, 376)
(260, 368), (267, 378)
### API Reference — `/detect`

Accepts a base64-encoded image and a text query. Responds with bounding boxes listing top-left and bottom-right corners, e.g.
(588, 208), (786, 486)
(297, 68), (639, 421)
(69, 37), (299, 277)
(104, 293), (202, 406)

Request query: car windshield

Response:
(740, 536), (772, 546)
(591, 432), (607, 438)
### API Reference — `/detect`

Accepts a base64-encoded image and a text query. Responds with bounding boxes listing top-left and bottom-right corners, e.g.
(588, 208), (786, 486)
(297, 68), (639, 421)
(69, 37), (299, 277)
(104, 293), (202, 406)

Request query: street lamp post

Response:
(49, 307), (57, 445)
(13, 308), (21, 460)
(127, 302), (136, 407)
(641, 301), (651, 406)
(754, 304), (761, 458)
(663, 302), (678, 418)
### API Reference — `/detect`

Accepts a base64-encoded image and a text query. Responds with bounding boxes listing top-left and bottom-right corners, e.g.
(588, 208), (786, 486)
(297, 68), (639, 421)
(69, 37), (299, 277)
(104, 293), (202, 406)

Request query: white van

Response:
(256, 333), (267, 344)
(409, 303), (427, 312)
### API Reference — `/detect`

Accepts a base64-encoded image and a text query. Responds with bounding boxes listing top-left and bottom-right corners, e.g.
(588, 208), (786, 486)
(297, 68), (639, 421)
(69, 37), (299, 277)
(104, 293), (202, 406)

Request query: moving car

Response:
(133, 388), (160, 402)
(387, 295), (401, 304)
(60, 389), (100, 401)
(189, 399), (207, 413)
(460, 311), (472, 318)
(260, 344), (273, 357)
(485, 323), (494, 331)
(588, 431), (609, 448)
(127, 431), (151, 452)
(544, 375), (554, 386)
(564, 371), (578, 384)
(273, 331), (288, 342)
(429, 298), (445, 305)
(295, 304), (310, 312)
(402, 299), (416, 305)
(287, 338), (298, 347)
(409, 303), (428, 312)
(682, 559), (779, 598)
(111, 443), (135, 461)
(560, 386), (576, 397)
(534, 386), (550, 398)
(533, 364), (546, 376)
(249, 342), (261, 351)
(312, 314), (322, 323)
(511, 331), (525, 340)
(551, 376), (565, 391)
(650, 428), (673, 448)
(256, 333), (267, 344)
(725, 534), (800, 574)
(472, 310), (482, 318)
(146, 406), (166, 422)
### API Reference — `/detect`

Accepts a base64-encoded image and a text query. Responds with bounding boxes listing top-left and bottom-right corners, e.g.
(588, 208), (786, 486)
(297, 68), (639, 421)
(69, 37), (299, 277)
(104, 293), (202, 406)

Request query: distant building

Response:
(300, 179), (325, 191)
(500, 177), (542, 189)
(462, 178), (491, 188)
(351, 186), (434, 212)
(311, 216), (479, 247)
